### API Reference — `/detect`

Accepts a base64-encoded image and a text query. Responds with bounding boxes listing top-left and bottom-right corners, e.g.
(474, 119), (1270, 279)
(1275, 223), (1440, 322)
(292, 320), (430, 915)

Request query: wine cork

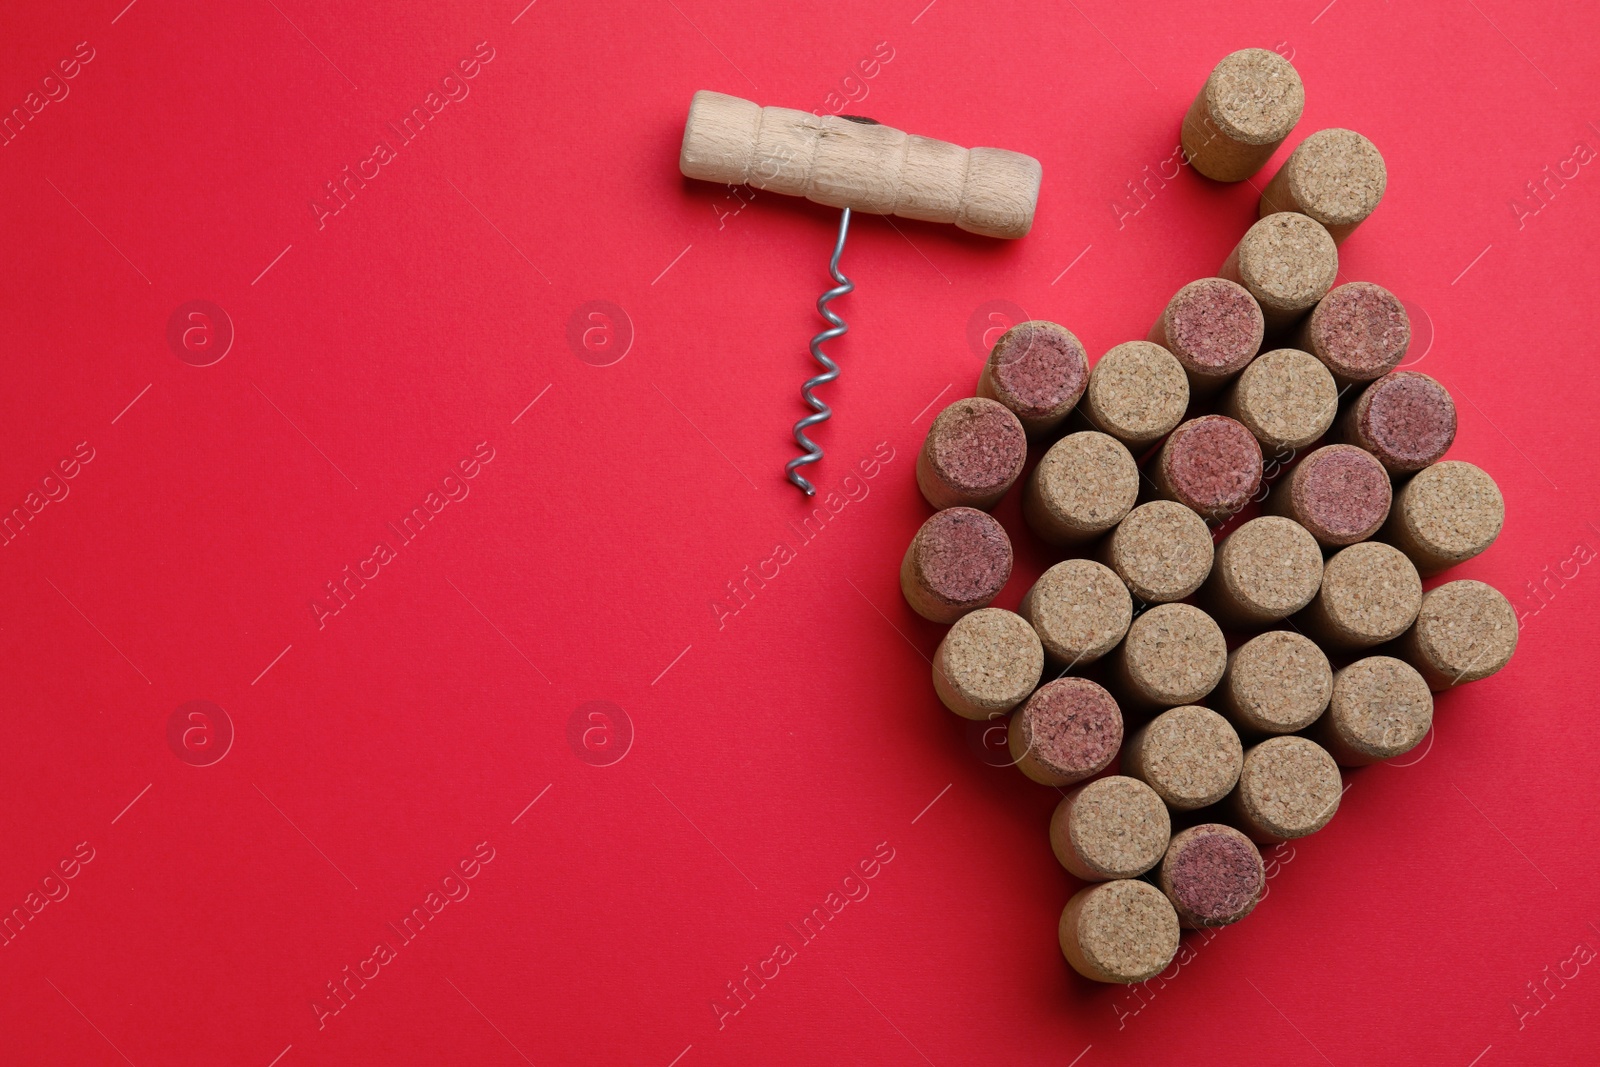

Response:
(1266, 444), (1392, 548)
(1111, 603), (1227, 711)
(1228, 736), (1342, 845)
(1059, 879), (1181, 985)
(915, 397), (1028, 510)
(1297, 541), (1422, 651)
(1149, 416), (1263, 523)
(1258, 128), (1386, 244)
(1399, 579), (1519, 691)
(1008, 677), (1123, 787)
(1219, 213), (1339, 331)
(1018, 559), (1133, 668)
(1201, 516), (1323, 628)
(1314, 656), (1433, 766)
(976, 321), (1089, 438)
(1099, 500), (1215, 604)
(1122, 706), (1244, 811)
(1147, 279), (1265, 395)
(1339, 372), (1457, 475)
(1217, 347), (1338, 452)
(1180, 49), (1305, 183)
(1159, 824), (1265, 928)
(1049, 776), (1171, 881)
(1297, 282), (1409, 385)
(1383, 461), (1504, 576)
(1074, 341), (1190, 448)
(900, 507), (1013, 623)
(1023, 431), (1140, 546)
(1216, 630), (1332, 735)
(931, 608), (1044, 721)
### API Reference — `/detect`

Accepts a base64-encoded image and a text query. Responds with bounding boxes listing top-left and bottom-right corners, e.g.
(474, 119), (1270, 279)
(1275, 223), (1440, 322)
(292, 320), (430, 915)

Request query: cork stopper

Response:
(1315, 656), (1433, 766)
(900, 507), (1013, 623)
(1298, 282), (1410, 385)
(1341, 372), (1457, 474)
(931, 608), (1044, 721)
(1049, 776), (1172, 881)
(1018, 558), (1133, 667)
(1059, 879), (1181, 985)
(1297, 541), (1421, 651)
(1201, 516), (1324, 628)
(1023, 431), (1140, 546)
(1383, 460), (1504, 576)
(1009, 677), (1123, 787)
(1217, 347), (1338, 452)
(1180, 49), (1305, 183)
(1112, 603), (1228, 710)
(1151, 416), (1264, 524)
(915, 397), (1028, 510)
(1266, 444), (1392, 548)
(1075, 341), (1190, 448)
(1219, 213), (1339, 330)
(1147, 279), (1265, 394)
(1259, 128), (1386, 243)
(1100, 500), (1215, 604)
(977, 321), (1090, 438)
(1159, 824), (1265, 929)
(1228, 736), (1342, 844)
(1122, 705), (1244, 811)
(1399, 579), (1519, 691)
(1217, 630), (1332, 735)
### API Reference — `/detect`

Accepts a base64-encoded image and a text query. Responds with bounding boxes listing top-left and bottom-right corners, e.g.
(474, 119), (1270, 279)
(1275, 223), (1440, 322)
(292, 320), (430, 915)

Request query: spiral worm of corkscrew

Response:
(785, 207), (854, 495)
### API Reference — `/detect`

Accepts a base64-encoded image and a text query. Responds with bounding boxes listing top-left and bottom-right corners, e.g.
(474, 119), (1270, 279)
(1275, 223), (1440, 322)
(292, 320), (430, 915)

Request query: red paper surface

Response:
(2, 1), (1597, 1064)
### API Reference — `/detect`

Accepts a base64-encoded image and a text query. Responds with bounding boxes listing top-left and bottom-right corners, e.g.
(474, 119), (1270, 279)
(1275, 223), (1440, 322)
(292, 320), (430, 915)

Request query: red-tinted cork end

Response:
(917, 508), (1013, 606)
(1168, 828), (1264, 925)
(1165, 279), (1264, 375)
(1026, 679), (1123, 778)
(1357, 372), (1456, 471)
(1308, 282), (1408, 381)
(929, 399), (1027, 494)
(991, 324), (1090, 417)
(1293, 445), (1391, 544)
(1162, 416), (1264, 520)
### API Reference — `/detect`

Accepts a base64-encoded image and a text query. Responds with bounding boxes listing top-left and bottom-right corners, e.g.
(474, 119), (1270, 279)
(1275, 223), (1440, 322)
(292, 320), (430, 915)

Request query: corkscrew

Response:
(785, 206), (853, 494)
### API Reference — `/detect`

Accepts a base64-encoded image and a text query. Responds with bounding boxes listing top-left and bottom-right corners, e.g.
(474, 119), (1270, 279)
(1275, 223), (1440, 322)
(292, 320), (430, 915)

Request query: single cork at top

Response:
(1383, 460), (1504, 576)
(1259, 128), (1387, 243)
(1267, 444), (1392, 548)
(1100, 500), (1215, 603)
(1399, 579), (1519, 691)
(1150, 415), (1263, 523)
(1049, 775), (1172, 881)
(1297, 540), (1422, 650)
(1341, 372), (1457, 474)
(1159, 824), (1266, 929)
(1148, 279), (1265, 394)
(1228, 736), (1342, 844)
(1297, 282), (1410, 385)
(1023, 431), (1140, 546)
(915, 397), (1027, 511)
(1314, 656), (1433, 767)
(1180, 48), (1305, 183)
(1218, 347), (1338, 452)
(1018, 558), (1133, 667)
(1122, 705), (1244, 811)
(1217, 630), (1332, 735)
(1112, 603), (1228, 710)
(900, 507), (1013, 623)
(1074, 341), (1189, 448)
(1220, 213), (1339, 331)
(931, 608), (1043, 721)
(1059, 879), (1181, 985)
(977, 321), (1089, 438)
(1009, 677), (1123, 787)
(1201, 516), (1324, 628)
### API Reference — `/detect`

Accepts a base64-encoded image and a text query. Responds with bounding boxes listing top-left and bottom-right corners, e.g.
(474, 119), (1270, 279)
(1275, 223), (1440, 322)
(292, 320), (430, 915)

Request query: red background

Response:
(2, 1), (1597, 1064)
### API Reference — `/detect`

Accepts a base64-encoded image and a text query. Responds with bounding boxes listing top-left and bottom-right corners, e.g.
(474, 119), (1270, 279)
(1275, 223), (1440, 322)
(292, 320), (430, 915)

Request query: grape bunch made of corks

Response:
(899, 49), (1516, 985)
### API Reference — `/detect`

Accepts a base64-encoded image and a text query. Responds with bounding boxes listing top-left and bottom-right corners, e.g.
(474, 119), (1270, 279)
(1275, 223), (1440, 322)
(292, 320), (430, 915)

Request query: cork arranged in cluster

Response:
(901, 48), (1516, 985)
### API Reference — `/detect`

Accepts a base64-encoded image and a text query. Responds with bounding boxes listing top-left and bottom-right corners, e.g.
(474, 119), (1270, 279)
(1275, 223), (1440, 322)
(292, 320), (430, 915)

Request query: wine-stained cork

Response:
(1266, 444), (1392, 548)
(1023, 432), (1140, 546)
(1148, 279), (1265, 395)
(915, 397), (1027, 510)
(1217, 347), (1338, 452)
(1314, 656), (1433, 766)
(1228, 736), (1342, 845)
(1297, 541), (1421, 650)
(1122, 706), (1244, 811)
(1100, 500), (1215, 604)
(1049, 776), (1172, 881)
(977, 321), (1089, 438)
(1297, 282), (1409, 385)
(1217, 630), (1332, 735)
(1180, 49), (1305, 183)
(1018, 559), (1133, 667)
(1059, 879), (1181, 985)
(1340, 372), (1457, 475)
(1075, 341), (1190, 448)
(1009, 677), (1123, 787)
(1149, 416), (1263, 523)
(1112, 603), (1228, 710)
(1159, 824), (1265, 928)
(1383, 461), (1504, 576)
(1201, 516), (1323, 628)
(1399, 580), (1519, 691)
(900, 507), (1013, 623)
(1220, 213), (1339, 331)
(931, 608), (1044, 721)
(1258, 128), (1387, 243)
